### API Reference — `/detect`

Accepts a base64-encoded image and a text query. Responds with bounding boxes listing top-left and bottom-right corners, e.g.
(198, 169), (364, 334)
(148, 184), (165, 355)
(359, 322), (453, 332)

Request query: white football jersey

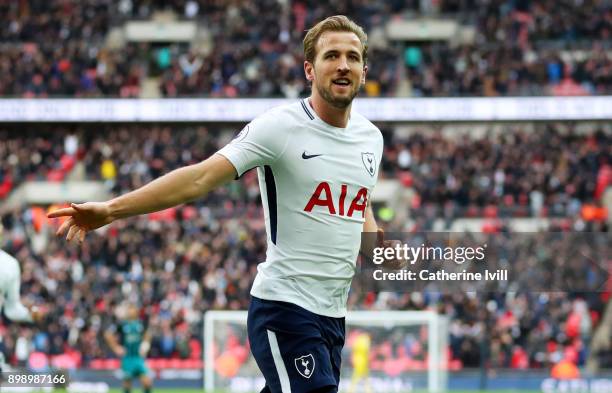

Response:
(0, 249), (32, 322)
(218, 99), (383, 317)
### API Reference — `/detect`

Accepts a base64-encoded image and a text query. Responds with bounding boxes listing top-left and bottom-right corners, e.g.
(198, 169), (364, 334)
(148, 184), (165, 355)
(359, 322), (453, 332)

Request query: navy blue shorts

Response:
(247, 296), (345, 393)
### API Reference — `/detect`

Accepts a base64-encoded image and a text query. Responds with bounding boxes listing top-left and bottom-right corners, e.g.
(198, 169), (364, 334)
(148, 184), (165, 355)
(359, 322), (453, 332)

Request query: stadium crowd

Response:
(1, 0), (610, 97)
(158, 0), (612, 97)
(2, 123), (609, 219)
(380, 124), (611, 222)
(0, 198), (609, 371)
(0, 1), (144, 97)
(403, 0), (611, 96)
(0, 122), (610, 372)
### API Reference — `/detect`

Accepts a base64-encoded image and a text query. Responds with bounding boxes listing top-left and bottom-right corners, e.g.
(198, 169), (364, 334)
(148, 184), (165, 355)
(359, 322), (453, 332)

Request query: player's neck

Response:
(308, 95), (351, 128)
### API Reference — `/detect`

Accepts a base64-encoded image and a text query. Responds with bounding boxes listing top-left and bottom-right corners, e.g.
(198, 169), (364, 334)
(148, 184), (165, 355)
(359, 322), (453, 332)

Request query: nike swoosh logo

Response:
(302, 152), (323, 159)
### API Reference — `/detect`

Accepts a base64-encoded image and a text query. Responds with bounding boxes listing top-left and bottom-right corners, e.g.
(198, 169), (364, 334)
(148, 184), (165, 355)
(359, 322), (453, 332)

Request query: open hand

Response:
(47, 202), (114, 243)
(116, 346), (126, 357)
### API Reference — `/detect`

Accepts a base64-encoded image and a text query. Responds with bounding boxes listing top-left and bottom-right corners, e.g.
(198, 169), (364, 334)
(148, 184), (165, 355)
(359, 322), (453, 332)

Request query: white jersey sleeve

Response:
(217, 109), (292, 177)
(0, 250), (32, 323)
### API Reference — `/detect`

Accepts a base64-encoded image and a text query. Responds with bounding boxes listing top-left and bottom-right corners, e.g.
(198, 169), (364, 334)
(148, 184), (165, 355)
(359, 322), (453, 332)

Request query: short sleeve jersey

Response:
(119, 320), (144, 358)
(218, 99), (383, 317)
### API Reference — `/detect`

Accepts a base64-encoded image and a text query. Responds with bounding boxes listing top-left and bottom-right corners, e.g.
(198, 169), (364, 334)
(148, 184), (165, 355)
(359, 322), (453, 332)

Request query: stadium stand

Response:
(0, 1), (609, 97)
(0, 123), (609, 373)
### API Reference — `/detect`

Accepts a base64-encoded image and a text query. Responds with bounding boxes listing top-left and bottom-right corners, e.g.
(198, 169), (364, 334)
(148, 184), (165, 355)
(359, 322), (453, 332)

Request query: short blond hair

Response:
(303, 15), (368, 65)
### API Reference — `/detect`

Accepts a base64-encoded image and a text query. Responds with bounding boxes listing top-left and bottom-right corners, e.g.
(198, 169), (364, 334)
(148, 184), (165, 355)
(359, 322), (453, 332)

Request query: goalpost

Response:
(204, 310), (449, 393)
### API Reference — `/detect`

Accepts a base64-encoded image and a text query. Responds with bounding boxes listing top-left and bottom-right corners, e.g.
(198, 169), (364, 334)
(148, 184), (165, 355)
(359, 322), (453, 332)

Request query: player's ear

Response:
(361, 64), (368, 86)
(304, 61), (314, 82)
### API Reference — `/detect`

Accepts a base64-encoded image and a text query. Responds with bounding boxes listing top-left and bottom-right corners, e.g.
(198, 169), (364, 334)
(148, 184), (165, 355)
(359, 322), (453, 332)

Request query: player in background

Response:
(105, 303), (153, 393)
(0, 249), (44, 372)
(0, 249), (43, 324)
(348, 331), (372, 393)
(49, 15), (403, 393)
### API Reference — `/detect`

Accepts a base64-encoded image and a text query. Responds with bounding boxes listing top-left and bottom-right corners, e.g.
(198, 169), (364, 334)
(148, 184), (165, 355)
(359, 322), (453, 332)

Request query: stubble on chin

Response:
(315, 82), (358, 109)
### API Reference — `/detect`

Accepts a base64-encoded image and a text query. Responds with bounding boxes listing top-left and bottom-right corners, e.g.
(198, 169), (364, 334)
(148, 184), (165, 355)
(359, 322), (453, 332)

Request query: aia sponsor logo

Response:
(304, 182), (368, 218)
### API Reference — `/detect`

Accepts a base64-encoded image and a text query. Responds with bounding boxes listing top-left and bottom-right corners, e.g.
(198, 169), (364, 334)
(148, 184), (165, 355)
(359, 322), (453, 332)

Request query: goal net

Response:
(204, 310), (449, 392)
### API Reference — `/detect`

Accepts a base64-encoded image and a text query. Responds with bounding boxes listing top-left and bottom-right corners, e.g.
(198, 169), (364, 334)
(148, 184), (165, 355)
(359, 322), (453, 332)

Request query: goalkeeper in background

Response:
(105, 303), (153, 393)
(348, 331), (372, 393)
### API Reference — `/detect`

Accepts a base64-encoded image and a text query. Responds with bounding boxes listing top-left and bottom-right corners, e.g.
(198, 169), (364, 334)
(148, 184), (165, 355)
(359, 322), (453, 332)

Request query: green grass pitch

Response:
(104, 388), (541, 393)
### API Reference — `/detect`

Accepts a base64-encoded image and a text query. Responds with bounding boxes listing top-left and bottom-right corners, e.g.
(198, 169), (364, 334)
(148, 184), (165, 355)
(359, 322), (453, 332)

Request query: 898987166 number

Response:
(1, 372), (67, 387)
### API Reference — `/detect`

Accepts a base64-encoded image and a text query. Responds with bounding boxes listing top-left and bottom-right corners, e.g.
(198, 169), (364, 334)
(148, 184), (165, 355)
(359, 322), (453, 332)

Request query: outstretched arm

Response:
(48, 154), (237, 242)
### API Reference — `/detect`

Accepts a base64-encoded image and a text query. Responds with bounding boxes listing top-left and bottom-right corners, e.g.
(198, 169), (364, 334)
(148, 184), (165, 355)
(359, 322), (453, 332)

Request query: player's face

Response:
(128, 305), (139, 319)
(306, 31), (367, 109)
